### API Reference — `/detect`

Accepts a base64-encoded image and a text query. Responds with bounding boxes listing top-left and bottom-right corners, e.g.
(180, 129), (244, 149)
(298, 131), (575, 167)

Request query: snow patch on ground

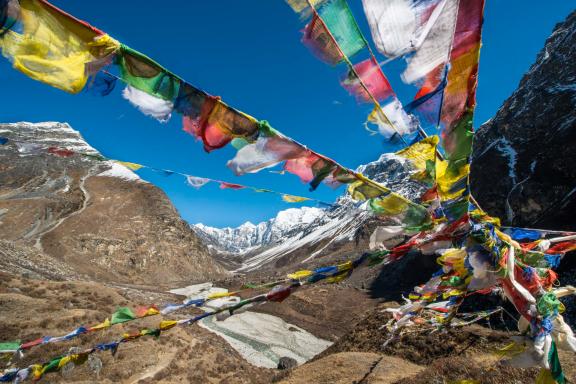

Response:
(169, 282), (227, 300)
(199, 311), (332, 368)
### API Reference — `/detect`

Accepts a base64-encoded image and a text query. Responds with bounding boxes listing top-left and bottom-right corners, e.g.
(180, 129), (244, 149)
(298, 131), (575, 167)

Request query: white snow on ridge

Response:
(98, 162), (143, 182)
(237, 208), (370, 272)
(1, 122), (99, 154)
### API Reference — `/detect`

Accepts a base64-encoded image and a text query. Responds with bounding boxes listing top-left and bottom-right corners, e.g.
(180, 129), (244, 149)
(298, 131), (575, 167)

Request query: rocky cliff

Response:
(0, 122), (226, 284)
(471, 10), (576, 230)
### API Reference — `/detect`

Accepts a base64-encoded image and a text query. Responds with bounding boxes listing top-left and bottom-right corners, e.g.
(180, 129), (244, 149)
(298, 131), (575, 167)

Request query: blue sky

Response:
(1, 1), (573, 227)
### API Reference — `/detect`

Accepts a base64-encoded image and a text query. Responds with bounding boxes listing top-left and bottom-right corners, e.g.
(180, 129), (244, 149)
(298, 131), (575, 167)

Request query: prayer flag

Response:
(122, 85), (174, 122)
(0, 0), (111, 93)
(365, 99), (417, 139)
(362, 0), (439, 58)
(227, 129), (307, 176)
(110, 307), (136, 324)
(0, 341), (20, 352)
(401, 0), (459, 84)
(282, 194), (311, 203)
(341, 57), (393, 103)
(116, 45), (180, 101)
(219, 182), (246, 190)
(317, 0), (366, 59)
(114, 160), (143, 171)
(186, 176), (210, 189)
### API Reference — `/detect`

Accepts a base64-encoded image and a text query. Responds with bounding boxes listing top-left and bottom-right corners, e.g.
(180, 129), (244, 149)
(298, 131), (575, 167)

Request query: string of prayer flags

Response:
(0, 252), (377, 382)
(288, 0), (414, 143)
(0, 0), (426, 225)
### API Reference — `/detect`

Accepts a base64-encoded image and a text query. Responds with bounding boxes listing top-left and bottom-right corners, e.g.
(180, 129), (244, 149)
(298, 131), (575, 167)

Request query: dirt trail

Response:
(33, 165), (97, 251)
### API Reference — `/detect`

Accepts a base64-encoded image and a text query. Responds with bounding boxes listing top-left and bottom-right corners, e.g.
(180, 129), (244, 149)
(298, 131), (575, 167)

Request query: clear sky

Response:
(1, 1), (573, 227)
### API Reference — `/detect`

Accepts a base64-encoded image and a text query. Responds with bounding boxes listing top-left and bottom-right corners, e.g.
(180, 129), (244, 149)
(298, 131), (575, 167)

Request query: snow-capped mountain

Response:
(193, 152), (426, 272)
(194, 207), (325, 255)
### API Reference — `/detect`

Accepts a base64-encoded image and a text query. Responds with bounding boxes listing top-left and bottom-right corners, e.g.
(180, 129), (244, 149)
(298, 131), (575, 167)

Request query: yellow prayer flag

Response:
(535, 368), (557, 384)
(0, 0), (112, 94)
(159, 320), (178, 331)
(115, 161), (144, 171)
(337, 261), (353, 272)
(142, 307), (160, 317)
(281, 194), (311, 203)
(57, 354), (86, 369)
(89, 318), (110, 331)
(370, 194), (409, 216)
(326, 272), (350, 284)
(435, 158), (469, 201)
(396, 136), (439, 172)
(207, 291), (235, 300)
(287, 270), (313, 280)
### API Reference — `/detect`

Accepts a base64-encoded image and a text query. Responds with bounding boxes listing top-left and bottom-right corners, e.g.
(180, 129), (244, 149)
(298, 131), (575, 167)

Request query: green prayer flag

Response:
(111, 307), (136, 325)
(549, 341), (565, 384)
(117, 45), (180, 100)
(318, 0), (366, 59)
(0, 341), (20, 351)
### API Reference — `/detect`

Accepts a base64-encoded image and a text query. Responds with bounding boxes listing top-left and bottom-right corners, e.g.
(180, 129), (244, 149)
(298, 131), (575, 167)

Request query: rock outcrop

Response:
(471, 10), (576, 230)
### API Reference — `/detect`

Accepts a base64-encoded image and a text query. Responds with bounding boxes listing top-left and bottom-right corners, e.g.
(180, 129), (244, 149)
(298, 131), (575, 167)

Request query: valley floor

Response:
(2, 272), (575, 383)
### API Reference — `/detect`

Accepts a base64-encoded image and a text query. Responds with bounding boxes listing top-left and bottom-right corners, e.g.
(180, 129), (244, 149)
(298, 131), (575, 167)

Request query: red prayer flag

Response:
(341, 57), (393, 103)
(219, 182), (246, 190)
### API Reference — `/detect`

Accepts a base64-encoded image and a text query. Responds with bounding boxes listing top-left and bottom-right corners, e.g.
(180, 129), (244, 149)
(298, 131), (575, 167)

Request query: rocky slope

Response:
(471, 10), (576, 230)
(193, 153), (426, 273)
(0, 122), (226, 285)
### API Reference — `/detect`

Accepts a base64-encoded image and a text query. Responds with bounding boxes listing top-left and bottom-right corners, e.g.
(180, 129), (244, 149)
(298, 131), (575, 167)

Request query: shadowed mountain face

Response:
(0, 122), (226, 285)
(471, 10), (576, 230)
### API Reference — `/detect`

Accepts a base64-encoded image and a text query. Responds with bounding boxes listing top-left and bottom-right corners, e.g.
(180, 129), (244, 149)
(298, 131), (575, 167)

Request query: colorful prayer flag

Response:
(341, 57), (393, 103)
(110, 307), (136, 325)
(281, 194), (311, 203)
(114, 160), (143, 171)
(219, 182), (246, 190)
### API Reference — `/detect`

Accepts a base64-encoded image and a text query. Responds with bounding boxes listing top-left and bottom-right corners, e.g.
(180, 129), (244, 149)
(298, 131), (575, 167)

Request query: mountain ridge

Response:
(0, 121), (226, 284)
